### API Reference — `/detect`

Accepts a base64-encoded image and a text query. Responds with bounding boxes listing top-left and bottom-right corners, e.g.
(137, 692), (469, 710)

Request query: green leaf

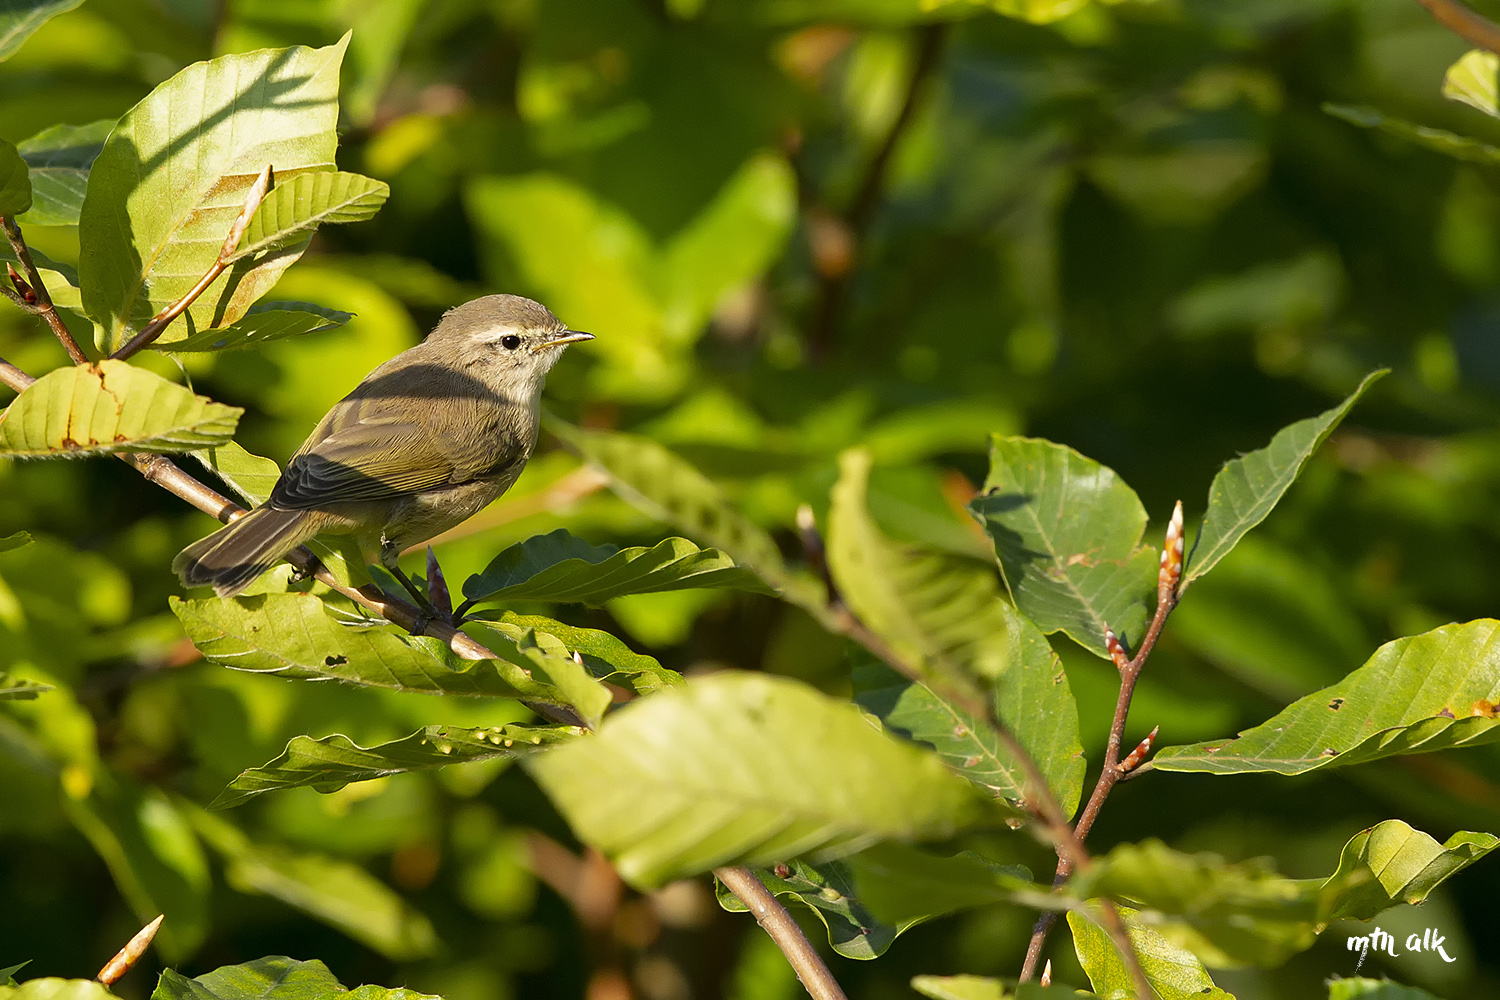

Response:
(16, 119), (112, 226)
(0, 0), (85, 60)
(716, 842), (1037, 960)
(0, 962), (29, 986)
(528, 671), (997, 888)
(170, 592), (612, 726)
(831, 449), (1085, 815)
(548, 420), (826, 610)
(1186, 372), (1383, 586)
(192, 441), (282, 505)
(463, 528), (772, 606)
(153, 302), (351, 352)
(187, 808), (438, 961)
(1327, 979), (1445, 1000)
(0, 981), (115, 1000)
(79, 37), (349, 348)
(0, 138), (32, 216)
(911, 976), (1096, 1000)
(1152, 619), (1500, 775)
(1068, 905), (1236, 1000)
(0, 360), (241, 457)
(1443, 49), (1499, 118)
(212, 723), (583, 809)
(969, 436), (1157, 658)
(0, 531), (31, 552)
(474, 612), (683, 695)
(1079, 822), (1498, 969)
(229, 171), (389, 262)
(1324, 104), (1500, 166)
(150, 959), (342, 1000)
(0, 671), (53, 699)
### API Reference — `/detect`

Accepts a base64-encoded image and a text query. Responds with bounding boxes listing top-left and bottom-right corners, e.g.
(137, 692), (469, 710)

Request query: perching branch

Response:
(1019, 502), (1185, 984)
(110, 164), (273, 361)
(1, 215), (90, 364)
(1414, 0), (1500, 53)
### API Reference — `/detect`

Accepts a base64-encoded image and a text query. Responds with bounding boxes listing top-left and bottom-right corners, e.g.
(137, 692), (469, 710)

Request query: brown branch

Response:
(1415, 0), (1500, 53)
(1, 216), (90, 364)
(1020, 503), (1185, 985)
(807, 22), (947, 359)
(110, 164), (272, 361)
(715, 866), (850, 1000)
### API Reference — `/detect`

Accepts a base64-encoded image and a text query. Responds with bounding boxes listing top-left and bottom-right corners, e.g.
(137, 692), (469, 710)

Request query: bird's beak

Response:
(535, 330), (595, 351)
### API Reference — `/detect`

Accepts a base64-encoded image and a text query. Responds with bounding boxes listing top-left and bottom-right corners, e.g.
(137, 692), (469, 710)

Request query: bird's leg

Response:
(379, 537), (443, 622)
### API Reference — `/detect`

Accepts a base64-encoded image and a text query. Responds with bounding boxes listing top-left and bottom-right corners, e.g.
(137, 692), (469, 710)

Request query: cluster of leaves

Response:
(4, 1), (1500, 1000)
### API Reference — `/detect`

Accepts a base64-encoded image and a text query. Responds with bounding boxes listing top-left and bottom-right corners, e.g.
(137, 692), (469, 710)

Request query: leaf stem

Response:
(1, 215), (90, 364)
(1414, 0), (1500, 53)
(715, 866), (850, 1000)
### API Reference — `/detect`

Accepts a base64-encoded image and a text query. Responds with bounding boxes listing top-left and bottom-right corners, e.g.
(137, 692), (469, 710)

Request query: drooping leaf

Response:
(831, 449), (1085, 815)
(1068, 906), (1236, 1000)
(229, 171), (390, 261)
(0, 531), (30, 552)
(1078, 822), (1498, 969)
(463, 528), (771, 607)
(969, 436), (1158, 658)
(474, 612), (683, 695)
(911, 976), (1096, 1000)
(154, 302), (351, 352)
(150, 959), (342, 1000)
(212, 724), (583, 809)
(547, 420), (826, 610)
(0, 671), (52, 699)
(528, 671), (998, 888)
(79, 37), (350, 348)
(1443, 49), (1499, 118)
(0, 0), (85, 60)
(716, 842), (1038, 960)
(16, 119), (112, 226)
(0, 981), (116, 1000)
(1152, 619), (1500, 775)
(170, 592), (612, 726)
(1185, 372), (1383, 586)
(1326, 979), (1445, 1000)
(0, 361), (241, 457)
(187, 808), (438, 961)
(0, 138), (32, 216)
(1324, 104), (1500, 165)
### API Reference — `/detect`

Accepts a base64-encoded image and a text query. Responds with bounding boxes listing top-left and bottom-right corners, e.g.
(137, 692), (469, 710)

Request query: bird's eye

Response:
(500, 334), (521, 350)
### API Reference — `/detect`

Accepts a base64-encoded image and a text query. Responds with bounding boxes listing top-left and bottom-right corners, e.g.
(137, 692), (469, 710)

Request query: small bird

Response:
(174, 294), (592, 601)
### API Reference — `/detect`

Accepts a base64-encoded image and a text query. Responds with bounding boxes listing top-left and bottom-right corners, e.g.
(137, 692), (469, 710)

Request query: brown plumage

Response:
(173, 294), (592, 597)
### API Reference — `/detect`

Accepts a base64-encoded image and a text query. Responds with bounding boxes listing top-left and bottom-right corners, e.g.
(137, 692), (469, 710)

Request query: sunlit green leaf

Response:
(1186, 371), (1383, 586)
(0, 964), (30, 988)
(212, 724), (583, 809)
(474, 612), (683, 695)
(1069, 905), (1236, 1000)
(716, 842), (1038, 959)
(170, 592), (612, 726)
(0, 139), (31, 216)
(1326, 979), (1445, 1000)
(154, 302), (351, 352)
(230, 171), (389, 261)
(1153, 619), (1500, 775)
(16, 119), (111, 226)
(463, 528), (771, 607)
(80, 37), (349, 348)
(529, 671), (998, 888)
(911, 975), (1096, 1000)
(151, 959), (342, 1000)
(0, 0), (85, 60)
(0, 671), (52, 699)
(969, 436), (1157, 658)
(832, 449), (1085, 815)
(1443, 49), (1499, 118)
(0, 361), (241, 457)
(0, 981), (115, 1000)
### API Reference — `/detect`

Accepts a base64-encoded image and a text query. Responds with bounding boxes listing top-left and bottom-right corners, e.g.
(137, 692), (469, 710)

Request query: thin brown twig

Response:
(807, 22), (947, 359)
(110, 164), (272, 361)
(1, 215), (90, 364)
(1414, 0), (1500, 53)
(1020, 503), (1185, 985)
(716, 866), (849, 1000)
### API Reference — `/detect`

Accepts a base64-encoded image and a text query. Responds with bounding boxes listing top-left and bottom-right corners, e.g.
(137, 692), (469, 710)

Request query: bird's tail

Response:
(173, 506), (321, 598)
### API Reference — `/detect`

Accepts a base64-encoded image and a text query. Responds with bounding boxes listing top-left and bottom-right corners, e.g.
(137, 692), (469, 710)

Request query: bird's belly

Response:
(382, 475), (512, 551)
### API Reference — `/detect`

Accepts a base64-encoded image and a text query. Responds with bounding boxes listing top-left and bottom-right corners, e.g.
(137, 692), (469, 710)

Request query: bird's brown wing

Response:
(270, 389), (527, 509)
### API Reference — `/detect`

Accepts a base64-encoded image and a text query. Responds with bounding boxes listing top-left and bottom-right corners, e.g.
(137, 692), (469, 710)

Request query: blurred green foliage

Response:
(4, 0), (1500, 999)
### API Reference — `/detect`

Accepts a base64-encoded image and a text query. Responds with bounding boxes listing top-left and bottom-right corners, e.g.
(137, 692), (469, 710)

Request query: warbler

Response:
(174, 294), (592, 599)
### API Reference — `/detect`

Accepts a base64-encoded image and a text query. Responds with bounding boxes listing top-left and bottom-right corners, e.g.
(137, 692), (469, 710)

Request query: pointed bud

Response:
(1158, 500), (1184, 601)
(7, 263), (35, 304)
(1118, 725), (1160, 775)
(97, 914), (163, 985)
(219, 163), (274, 262)
(1040, 960), (1052, 987)
(1105, 628), (1130, 672)
(426, 546), (452, 620)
